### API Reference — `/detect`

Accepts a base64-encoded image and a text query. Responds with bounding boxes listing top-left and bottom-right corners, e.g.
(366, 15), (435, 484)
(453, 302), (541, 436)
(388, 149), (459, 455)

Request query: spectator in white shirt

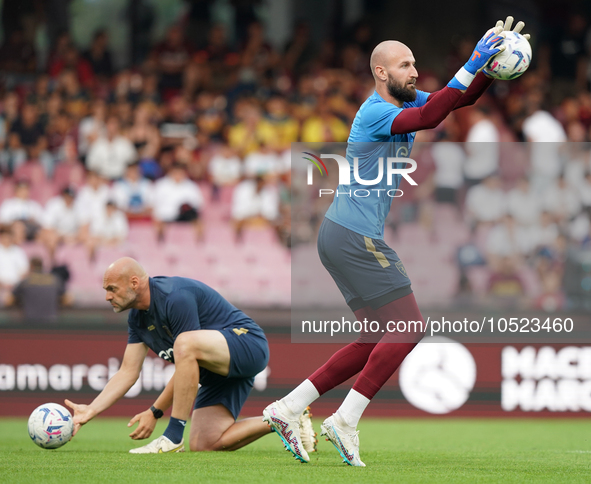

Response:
(506, 177), (542, 227)
(278, 148), (292, 175)
(544, 175), (581, 225)
(111, 162), (153, 219)
(564, 143), (591, 191)
(0, 225), (29, 298)
(522, 110), (567, 142)
(522, 100), (567, 192)
(485, 215), (532, 269)
(83, 201), (129, 261)
(152, 163), (204, 242)
(78, 99), (107, 159)
(431, 142), (465, 208)
(86, 115), (137, 180)
(208, 145), (242, 201)
(529, 211), (560, 254)
(243, 143), (280, 177)
(465, 175), (506, 230)
(232, 175), (279, 242)
(0, 181), (44, 244)
(39, 187), (82, 263)
(75, 170), (111, 226)
(464, 107), (500, 185)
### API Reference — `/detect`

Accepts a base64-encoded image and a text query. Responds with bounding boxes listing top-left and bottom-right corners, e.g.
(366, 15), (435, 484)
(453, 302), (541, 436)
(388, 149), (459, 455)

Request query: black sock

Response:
(163, 416), (186, 444)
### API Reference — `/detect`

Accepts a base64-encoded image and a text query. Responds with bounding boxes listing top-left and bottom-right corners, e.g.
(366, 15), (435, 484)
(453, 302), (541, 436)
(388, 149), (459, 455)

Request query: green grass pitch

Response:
(1, 417), (590, 483)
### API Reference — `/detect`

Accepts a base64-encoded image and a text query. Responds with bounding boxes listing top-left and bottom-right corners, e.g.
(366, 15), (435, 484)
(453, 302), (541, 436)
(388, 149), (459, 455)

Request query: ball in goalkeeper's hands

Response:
(484, 31), (532, 80)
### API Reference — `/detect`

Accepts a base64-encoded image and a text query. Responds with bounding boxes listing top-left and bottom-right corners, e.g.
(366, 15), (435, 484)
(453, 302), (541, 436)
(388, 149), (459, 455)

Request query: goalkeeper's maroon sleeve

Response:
(453, 72), (494, 109)
(422, 72), (494, 110)
(390, 86), (463, 135)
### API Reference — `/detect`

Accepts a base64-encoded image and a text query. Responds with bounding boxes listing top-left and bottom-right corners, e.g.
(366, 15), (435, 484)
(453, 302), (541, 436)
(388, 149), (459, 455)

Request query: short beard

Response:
(112, 288), (138, 313)
(386, 74), (417, 103)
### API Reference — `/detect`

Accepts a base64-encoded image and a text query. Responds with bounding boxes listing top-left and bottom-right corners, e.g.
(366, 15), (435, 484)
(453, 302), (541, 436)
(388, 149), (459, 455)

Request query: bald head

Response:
(105, 257), (148, 281)
(370, 41), (413, 80)
(370, 40), (418, 105)
(103, 257), (150, 313)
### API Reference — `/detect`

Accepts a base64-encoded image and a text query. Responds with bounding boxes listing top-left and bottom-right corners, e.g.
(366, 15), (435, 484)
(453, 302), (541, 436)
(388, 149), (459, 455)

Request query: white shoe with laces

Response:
(299, 406), (318, 455)
(320, 414), (365, 467)
(263, 400), (310, 463)
(129, 435), (185, 454)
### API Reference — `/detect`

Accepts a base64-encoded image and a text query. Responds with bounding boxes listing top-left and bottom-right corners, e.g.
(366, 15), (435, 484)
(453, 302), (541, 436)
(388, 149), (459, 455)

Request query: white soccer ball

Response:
(485, 31), (532, 80)
(28, 403), (74, 449)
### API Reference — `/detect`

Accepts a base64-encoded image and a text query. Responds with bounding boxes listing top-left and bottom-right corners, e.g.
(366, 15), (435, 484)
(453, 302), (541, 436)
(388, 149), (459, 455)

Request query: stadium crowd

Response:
(1, 10), (591, 309)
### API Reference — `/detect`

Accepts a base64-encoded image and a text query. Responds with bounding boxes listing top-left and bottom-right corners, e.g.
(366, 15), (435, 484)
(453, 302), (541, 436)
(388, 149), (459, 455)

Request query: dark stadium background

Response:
(1, 0), (591, 419)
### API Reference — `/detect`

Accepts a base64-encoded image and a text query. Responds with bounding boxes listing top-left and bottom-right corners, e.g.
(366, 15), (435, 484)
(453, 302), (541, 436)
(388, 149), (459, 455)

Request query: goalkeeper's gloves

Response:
(495, 15), (530, 40)
(482, 16), (531, 78)
(448, 29), (505, 90)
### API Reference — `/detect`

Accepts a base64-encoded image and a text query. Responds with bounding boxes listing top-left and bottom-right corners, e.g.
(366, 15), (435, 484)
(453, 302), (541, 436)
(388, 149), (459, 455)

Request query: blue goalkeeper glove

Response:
(465, 30), (506, 74)
(482, 16), (530, 78)
(448, 30), (506, 90)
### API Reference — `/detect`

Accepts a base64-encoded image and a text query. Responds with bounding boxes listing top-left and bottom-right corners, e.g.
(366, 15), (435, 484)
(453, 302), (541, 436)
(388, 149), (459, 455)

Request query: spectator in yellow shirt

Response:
(227, 100), (266, 156)
(259, 96), (299, 150)
(301, 98), (349, 142)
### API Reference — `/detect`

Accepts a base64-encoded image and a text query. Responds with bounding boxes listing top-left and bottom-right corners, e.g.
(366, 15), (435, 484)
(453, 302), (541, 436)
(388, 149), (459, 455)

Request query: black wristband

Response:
(150, 405), (163, 419)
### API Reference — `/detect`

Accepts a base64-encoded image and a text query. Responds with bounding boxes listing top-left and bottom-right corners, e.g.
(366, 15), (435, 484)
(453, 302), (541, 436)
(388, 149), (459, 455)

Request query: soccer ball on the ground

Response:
(484, 31), (532, 80)
(28, 403), (74, 449)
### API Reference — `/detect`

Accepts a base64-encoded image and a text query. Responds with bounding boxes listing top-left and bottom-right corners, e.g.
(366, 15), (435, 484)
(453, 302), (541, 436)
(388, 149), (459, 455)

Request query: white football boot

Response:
(299, 406), (318, 455)
(129, 435), (185, 454)
(320, 414), (365, 467)
(263, 400), (309, 463)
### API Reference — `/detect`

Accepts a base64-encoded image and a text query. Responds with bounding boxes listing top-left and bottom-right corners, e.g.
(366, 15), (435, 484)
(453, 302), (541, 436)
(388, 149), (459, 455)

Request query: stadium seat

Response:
(398, 223), (431, 247)
(218, 185), (235, 205)
(197, 181), (213, 203)
(92, 246), (135, 275)
(241, 226), (279, 247)
(53, 162), (86, 191)
(520, 265), (542, 298)
(474, 224), (492, 249)
(30, 180), (57, 204)
(0, 179), (15, 203)
(434, 203), (461, 225)
(203, 222), (235, 246)
(435, 218), (470, 246)
(21, 242), (51, 269)
(498, 143), (529, 183)
(202, 202), (232, 223)
(467, 266), (491, 296)
(54, 244), (89, 268)
(13, 161), (46, 187)
(165, 223), (198, 244)
(53, 244), (100, 304)
(127, 222), (157, 245)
